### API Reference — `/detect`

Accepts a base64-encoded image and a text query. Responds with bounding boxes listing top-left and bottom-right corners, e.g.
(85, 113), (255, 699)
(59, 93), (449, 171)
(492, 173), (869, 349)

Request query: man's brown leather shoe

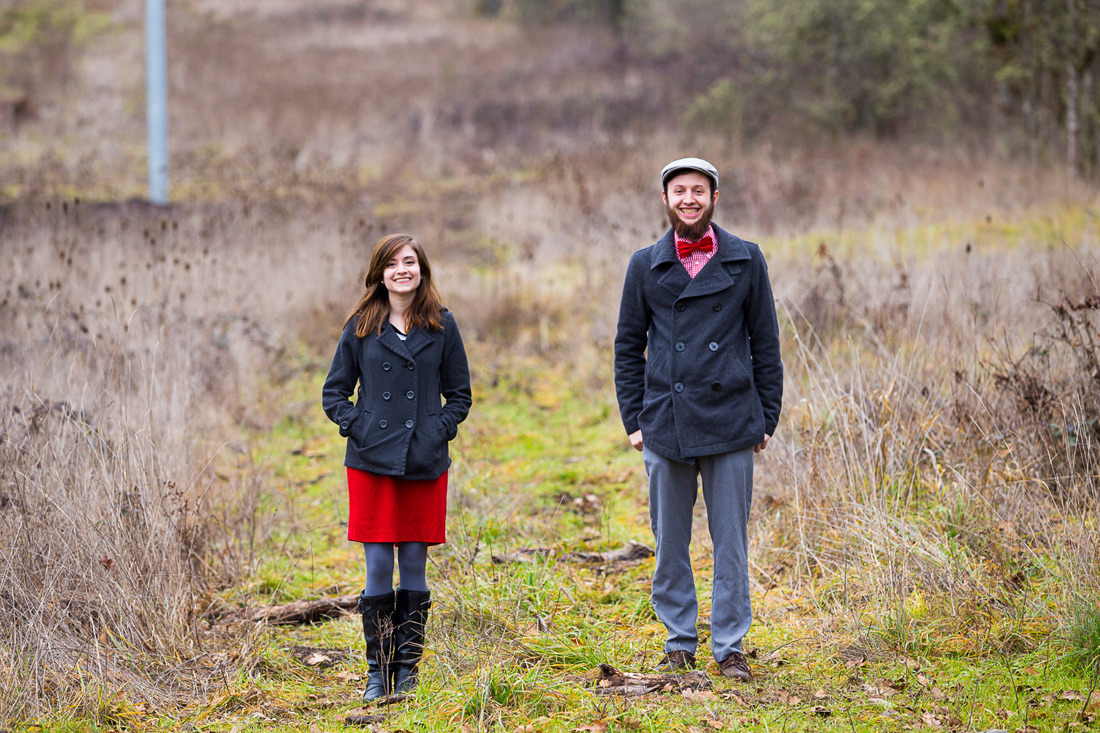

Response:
(656, 650), (696, 673)
(718, 651), (752, 681)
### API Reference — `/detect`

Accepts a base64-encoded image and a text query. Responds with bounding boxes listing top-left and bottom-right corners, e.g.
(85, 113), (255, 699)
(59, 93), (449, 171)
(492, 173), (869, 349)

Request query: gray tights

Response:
(362, 542), (429, 596)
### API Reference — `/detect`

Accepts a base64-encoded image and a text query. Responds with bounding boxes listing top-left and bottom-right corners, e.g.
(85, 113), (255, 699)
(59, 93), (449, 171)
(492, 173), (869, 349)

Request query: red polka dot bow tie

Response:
(676, 234), (714, 258)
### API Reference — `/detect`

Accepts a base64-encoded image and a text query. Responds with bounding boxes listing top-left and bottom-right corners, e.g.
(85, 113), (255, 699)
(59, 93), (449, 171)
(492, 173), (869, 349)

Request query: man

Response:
(614, 157), (782, 681)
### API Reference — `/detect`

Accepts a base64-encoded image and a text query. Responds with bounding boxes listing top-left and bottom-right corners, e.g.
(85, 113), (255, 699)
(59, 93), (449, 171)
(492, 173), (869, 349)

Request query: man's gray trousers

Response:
(643, 445), (754, 662)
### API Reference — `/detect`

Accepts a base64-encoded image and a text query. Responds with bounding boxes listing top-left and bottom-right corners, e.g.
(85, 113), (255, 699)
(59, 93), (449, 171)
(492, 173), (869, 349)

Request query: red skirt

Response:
(346, 467), (447, 544)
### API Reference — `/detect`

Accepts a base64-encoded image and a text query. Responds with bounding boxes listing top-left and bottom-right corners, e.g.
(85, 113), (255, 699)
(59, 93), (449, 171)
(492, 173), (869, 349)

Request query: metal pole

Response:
(145, 0), (168, 204)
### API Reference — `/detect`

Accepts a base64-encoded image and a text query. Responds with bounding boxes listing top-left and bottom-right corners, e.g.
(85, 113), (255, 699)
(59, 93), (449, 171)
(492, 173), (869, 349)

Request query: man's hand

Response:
(754, 434), (771, 453)
(628, 430), (644, 451)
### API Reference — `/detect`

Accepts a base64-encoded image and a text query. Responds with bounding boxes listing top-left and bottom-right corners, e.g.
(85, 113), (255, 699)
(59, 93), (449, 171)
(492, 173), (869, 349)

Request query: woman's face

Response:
(382, 243), (422, 297)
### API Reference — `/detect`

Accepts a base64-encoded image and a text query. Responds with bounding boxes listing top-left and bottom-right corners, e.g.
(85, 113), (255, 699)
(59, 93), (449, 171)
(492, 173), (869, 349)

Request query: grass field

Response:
(6, 186), (1097, 731)
(2, 1), (1100, 730)
(185, 340), (1100, 733)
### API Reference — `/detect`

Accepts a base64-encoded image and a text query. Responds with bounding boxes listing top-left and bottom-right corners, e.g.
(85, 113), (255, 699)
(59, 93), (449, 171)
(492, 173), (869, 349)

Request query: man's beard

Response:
(666, 197), (715, 241)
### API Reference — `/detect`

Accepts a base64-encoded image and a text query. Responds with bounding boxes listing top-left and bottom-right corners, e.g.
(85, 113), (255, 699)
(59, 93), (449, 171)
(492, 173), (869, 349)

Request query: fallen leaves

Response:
(844, 655), (868, 670)
(917, 707), (962, 728)
(681, 688), (717, 701)
(285, 646), (350, 669)
(774, 689), (802, 706)
(671, 718), (716, 731)
(572, 724), (607, 733)
(882, 677), (909, 693)
(861, 681), (900, 698)
(760, 649), (789, 668)
(718, 689), (747, 703)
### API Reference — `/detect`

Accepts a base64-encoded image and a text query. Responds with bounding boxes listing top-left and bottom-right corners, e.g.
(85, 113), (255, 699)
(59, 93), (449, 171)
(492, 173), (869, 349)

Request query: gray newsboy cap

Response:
(660, 157), (719, 192)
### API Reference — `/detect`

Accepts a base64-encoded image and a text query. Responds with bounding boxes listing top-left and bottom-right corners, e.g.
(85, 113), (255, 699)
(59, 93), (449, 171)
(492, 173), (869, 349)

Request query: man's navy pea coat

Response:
(323, 310), (471, 480)
(614, 225), (782, 462)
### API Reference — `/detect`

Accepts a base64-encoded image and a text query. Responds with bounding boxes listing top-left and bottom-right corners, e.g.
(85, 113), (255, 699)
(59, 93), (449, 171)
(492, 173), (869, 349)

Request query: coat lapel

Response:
(377, 325), (413, 360)
(404, 326), (437, 357)
(650, 225), (751, 299)
(651, 230), (690, 296)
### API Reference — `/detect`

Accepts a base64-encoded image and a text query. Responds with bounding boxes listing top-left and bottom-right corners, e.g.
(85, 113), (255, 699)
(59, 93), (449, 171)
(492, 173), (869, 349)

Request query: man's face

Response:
(662, 171), (718, 241)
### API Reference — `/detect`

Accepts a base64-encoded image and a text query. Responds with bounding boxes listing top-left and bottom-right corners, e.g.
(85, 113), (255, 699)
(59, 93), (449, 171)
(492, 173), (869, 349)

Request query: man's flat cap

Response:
(660, 157), (718, 191)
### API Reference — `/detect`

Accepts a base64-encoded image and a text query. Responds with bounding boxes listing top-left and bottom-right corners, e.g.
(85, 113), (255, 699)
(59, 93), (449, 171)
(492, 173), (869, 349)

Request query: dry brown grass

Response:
(0, 197), (364, 721)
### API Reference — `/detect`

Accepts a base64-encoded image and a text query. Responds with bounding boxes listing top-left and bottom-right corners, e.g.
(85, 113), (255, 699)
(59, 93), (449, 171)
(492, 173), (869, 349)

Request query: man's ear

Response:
(712, 189), (719, 205)
(662, 191), (668, 205)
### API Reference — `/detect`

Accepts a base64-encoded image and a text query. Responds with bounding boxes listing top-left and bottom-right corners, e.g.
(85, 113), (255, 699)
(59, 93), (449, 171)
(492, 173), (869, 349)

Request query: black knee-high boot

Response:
(392, 589), (431, 693)
(358, 590), (395, 702)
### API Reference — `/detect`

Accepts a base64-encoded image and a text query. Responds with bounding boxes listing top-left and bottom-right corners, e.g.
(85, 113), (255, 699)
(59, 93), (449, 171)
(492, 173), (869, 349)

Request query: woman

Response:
(322, 233), (472, 702)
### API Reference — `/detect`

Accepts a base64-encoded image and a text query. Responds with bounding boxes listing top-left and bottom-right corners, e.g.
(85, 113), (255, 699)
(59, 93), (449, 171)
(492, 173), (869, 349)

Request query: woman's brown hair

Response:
(343, 234), (445, 336)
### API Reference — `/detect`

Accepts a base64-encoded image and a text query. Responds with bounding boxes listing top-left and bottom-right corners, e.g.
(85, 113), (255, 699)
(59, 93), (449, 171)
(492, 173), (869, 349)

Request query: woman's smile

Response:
(383, 244), (422, 294)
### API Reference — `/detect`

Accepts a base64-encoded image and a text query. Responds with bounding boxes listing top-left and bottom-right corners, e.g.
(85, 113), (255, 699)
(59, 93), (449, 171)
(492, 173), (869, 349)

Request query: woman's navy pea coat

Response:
(323, 310), (471, 480)
(614, 225), (783, 462)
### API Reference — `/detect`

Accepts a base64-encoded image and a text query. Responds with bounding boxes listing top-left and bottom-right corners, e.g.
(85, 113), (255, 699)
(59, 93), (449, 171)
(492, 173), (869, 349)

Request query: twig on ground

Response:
(209, 595), (359, 625)
(594, 663), (713, 696)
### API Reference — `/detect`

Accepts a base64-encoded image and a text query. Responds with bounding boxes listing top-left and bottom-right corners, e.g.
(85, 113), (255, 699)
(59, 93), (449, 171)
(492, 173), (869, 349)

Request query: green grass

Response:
(1066, 603), (1100, 675)
(19, 346), (1094, 732)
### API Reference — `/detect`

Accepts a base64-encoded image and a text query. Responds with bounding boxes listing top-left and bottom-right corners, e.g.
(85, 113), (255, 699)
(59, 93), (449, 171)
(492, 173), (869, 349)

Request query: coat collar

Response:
(651, 224), (751, 297)
(649, 224), (751, 268)
(404, 326), (434, 356)
(377, 322), (437, 358)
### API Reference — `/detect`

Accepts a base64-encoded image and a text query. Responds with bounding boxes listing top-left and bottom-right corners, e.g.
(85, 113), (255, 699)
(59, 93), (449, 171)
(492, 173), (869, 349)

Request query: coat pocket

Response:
(699, 352), (752, 409)
(405, 413), (448, 476)
(350, 409), (375, 446)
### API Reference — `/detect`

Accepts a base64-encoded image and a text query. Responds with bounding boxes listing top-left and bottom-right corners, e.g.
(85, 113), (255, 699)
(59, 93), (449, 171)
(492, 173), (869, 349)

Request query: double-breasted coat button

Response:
(382, 391), (391, 400)
(379, 419), (389, 428)
(711, 382), (722, 391)
(709, 342), (719, 351)
(405, 419), (414, 429)
(406, 391), (414, 399)
(407, 362), (415, 370)
(674, 382), (684, 392)
(382, 362), (391, 371)
(712, 302), (722, 311)
(675, 341), (685, 352)
(676, 303), (686, 312)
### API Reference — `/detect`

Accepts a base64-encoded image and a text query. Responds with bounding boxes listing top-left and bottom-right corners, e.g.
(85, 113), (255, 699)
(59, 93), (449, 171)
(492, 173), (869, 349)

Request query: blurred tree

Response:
(962, 0), (1100, 174)
(620, 0), (747, 63)
(742, 0), (970, 137)
(489, 0), (1099, 172)
(495, 0), (628, 32)
(623, 0), (977, 141)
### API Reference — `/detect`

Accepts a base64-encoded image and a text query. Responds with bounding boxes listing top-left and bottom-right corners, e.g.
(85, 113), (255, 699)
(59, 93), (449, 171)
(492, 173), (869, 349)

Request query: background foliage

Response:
(481, 0), (1100, 174)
